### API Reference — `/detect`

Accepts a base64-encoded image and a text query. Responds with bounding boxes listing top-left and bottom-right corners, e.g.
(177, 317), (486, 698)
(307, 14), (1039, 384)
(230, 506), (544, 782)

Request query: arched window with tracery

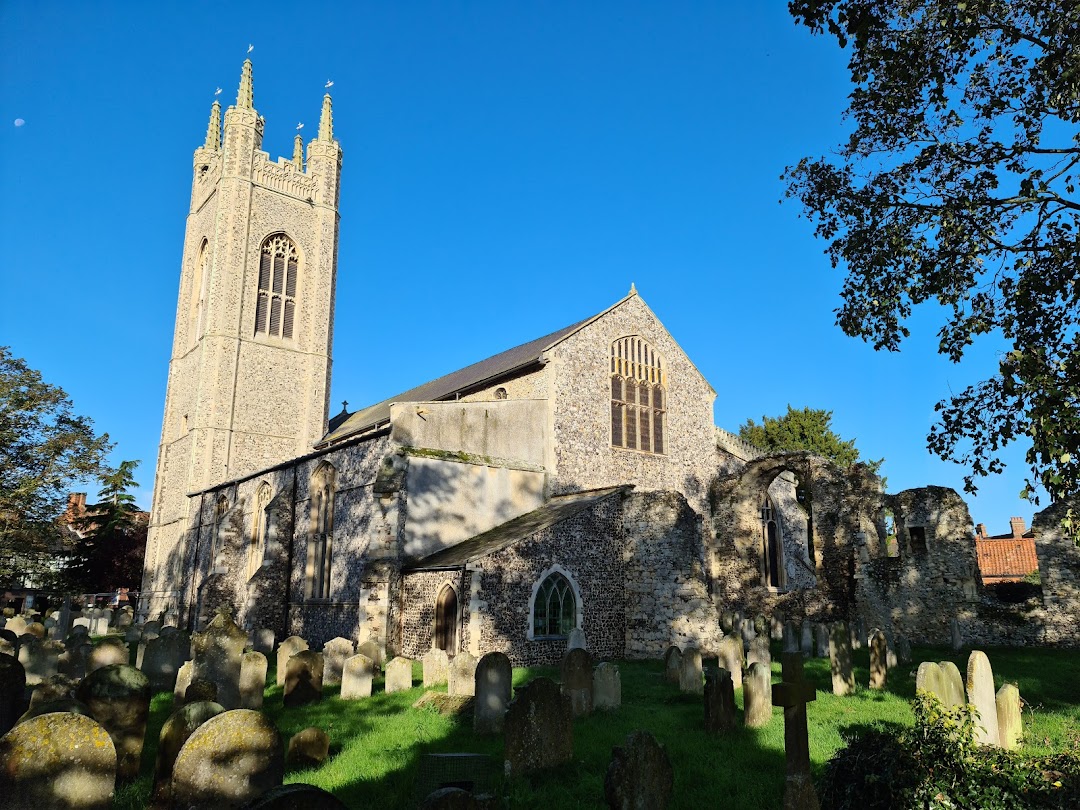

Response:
(611, 336), (666, 454)
(434, 584), (458, 653)
(531, 571), (578, 639)
(762, 495), (784, 589)
(247, 482), (272, 581)
(306, 463), (335, 599)
(254, 233), (298, 340)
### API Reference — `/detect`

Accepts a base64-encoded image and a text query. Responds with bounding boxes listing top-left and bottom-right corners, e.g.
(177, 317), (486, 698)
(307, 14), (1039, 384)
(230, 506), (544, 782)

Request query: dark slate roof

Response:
(403, 486), (629, 571)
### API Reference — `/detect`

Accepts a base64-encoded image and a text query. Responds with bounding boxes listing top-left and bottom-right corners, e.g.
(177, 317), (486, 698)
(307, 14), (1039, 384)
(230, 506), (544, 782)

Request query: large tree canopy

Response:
(785, 1), (1080, 504)
(740, 405), (883, 475)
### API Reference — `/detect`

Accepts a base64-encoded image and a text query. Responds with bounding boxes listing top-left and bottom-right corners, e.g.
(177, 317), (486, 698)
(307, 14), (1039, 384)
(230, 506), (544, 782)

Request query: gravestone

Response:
(284, 650), (324, 707)
(59, 642), (92, 681)
(720, 611), (733, 633)
(422, 648), (450, 687)
(16, 697), (93, 725)
(566, 628), (587, 651)
(253, 628), (275, 656)
(287, 727), (331, 769)
(851, 618), (865, 650)
(74, 663), (151, 781)
(340, 653), (374, 700)
(770, 616), (785, 641)
(0, 711), (116, 809)
(800, 622), (814, 657)
(151, 700), (225, 804)
(869, 630), (888, 689)
(772, 653), (820, 810)
(603, 730), (673, 810)
(6, 616), (29, 638)
(245, 784), (350, 809)
(747, 636), (771, 670)
(88, 637), (129, 673)
(29, 672), (78, 707)
(561, 647), (595, 716)
(174, 660), (194, 706)
(142, 634), (183, 692)
(704, 668), (736, 733)
(678, 646), (704, 695)
(950, 618), (963, 651)
(448, 651), (478, 697)
(21, 638), (61, 685)
(828, 622), (854, 697)
(895, 634), (912, 664)
(0, 636), (13, 657)
(191, 611), (247, 708)
(916, 661), (947, 702)
(321, 637), (354, 686)
(356, 639), (384, 668)
(503, 677), (573, 776)
(996, 683), (1021, 750)
(939, 660), (966, 709)
(240, 650), (268, 710)
(473, 651), (513, 734)
(171, 709), (284, 807)
(744, 661), (772, 728)
(662, 645), (682, 684)
(384, 656), (413, 693)
(815, 624), (829, 658)
(593, 662), (621, 711)
(276, 635), (309, 685)
(717, 635), (744, 691)
(186, 680), (219, 708)
(23, 622), (45, 640)
(966, 650), (1000, 746)
(0, 653), (27, 735)
(754, 614), (768, 636)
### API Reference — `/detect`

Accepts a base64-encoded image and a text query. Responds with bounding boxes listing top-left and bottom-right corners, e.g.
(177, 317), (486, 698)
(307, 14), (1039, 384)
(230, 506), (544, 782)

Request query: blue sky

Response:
(0, 2), (1036, 533)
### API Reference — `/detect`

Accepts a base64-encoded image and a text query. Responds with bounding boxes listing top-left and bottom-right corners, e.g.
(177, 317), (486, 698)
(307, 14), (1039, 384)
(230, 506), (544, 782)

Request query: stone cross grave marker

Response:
(772, 653), (821, 810)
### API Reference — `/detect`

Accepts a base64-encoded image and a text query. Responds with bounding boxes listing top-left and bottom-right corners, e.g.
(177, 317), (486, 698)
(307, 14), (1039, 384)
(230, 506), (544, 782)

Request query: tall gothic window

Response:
(762, 495), (784, 589)
(247, 482), (272, 581)
(306, 463), (335, 599)
(611, 336), (666, 453)
(210, 494), (229, 571)
(254, 233), (298, 340)
(532, 571), (577, 638)
(189, 239), (210, 347)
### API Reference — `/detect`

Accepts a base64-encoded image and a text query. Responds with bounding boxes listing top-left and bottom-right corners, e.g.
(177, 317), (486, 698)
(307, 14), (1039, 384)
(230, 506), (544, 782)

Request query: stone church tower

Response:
(142, 60), (342, 611)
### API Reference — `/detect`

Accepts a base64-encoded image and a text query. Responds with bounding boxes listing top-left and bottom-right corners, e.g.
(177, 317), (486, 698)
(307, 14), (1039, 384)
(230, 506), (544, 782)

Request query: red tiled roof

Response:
(975, 537), (1039, 583)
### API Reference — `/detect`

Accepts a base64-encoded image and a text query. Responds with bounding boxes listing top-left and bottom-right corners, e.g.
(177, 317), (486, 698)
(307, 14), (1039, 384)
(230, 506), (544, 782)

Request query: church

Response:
(145, 62), (1077, 664)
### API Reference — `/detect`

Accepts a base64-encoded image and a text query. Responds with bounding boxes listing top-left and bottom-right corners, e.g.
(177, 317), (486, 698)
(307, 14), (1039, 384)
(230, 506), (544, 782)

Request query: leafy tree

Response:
(69, 460), (146, 592)
(739, 405), (883, 474)
(0, 347), (112, 585)
(785, 1), (1080, 504)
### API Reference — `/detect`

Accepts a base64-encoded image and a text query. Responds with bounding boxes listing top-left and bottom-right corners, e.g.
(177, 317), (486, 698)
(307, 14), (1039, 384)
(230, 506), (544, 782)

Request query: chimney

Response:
(1009, 516), (1026, 538)
(976, 523), (987, 539)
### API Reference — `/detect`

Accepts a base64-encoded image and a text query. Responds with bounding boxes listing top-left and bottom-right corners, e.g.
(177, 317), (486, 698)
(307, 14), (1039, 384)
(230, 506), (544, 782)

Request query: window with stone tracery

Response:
(531, 571), (577, 639)
(254, 233), (298, 340)
(611, 336), (666, 454)
(247, 482), (272, 581)
(210, 494), (229, 571)
(306, 463), (335, 599)
(189, 239), (210, 347)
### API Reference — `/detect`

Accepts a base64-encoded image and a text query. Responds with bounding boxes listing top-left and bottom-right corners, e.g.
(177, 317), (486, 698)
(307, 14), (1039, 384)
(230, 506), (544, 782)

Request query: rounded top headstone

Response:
(76, 664), (150, 701)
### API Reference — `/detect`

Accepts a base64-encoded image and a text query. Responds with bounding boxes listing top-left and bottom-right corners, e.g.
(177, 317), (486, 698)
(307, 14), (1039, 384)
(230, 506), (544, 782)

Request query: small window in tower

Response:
(254, 233), (299, 341)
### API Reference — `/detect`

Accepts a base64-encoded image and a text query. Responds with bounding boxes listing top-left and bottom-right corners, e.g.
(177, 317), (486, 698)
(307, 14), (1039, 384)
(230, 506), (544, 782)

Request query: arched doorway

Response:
(434, 584), (458, 653)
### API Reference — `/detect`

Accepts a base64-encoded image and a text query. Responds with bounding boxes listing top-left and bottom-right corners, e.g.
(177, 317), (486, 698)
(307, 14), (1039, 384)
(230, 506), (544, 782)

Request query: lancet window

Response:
(762, 495), (784, 589)
(531, 571), (578, 639)
(611, 336), (666, 454)
(254, 233), (298, 340)
(306, 463), (336, 599)
(247, 482), (272, 581)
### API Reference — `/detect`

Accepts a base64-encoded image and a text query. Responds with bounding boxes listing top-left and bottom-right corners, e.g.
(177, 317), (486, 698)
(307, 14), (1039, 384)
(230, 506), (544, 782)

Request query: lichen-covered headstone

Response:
(74, 664), (150, 781)
(828, 622), (854, 696)
(503, 677), (572, 776)
(448, 651), (477, 697)
(186, 677), (219, 704)
(744, 661), (772, 728)
(704, 668), (736, 733)
(151, 700), (224, 804)
(965, 650), (1000, 746)
(0, 711), (116, 809)
(29, 672), (78, 708)
(593, 662), (621, 711)
(422, 648), (449, 687)
(0, 654), (27, 734)
(717, 635), (744, 691)
(473, 651), (512, 734)
(240, 650), (268, 710)
(996, 683), (1021, 750)
(561, 647), (594, 716)
(192, 612), (247, 708)
(747, 636), (771, 670)
(384, 656), (413, 694)
(284, 650), (324, 707)
(939, 660), (966, 709)
(340, 653), (374, 700)
(603, 730), (673, 810)
(171, 709), (284, 807)
(276, 635), (309, 685)
(678, 647), (703, 696)
(662, 645), (682, 684)
(321, 637), (353, 686)
(286, 727), (330, 769)
(869, 630), (888, 689)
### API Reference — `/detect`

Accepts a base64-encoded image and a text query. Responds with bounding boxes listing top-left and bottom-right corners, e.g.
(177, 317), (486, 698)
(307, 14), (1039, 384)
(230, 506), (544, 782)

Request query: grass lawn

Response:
(115, 644), (1080, 809)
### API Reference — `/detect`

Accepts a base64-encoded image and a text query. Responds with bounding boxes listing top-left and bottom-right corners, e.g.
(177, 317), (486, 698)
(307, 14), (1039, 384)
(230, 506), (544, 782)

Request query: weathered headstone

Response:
(772, 653), (820, 810)
(939, 660), (966, 709)
(869, 630), (888, 690)
(287, 727), (330, 769)
(174, 660), (194, 706)
(662, 645), (682, 684)
(448, 651), (478, 697)
(276, 635), (309, 685)
(0, 711), (116, 809)
(828, 622), (854, 697)
(815, 624), (829, 659)
(503, 677), (572, 776)
(356, 639), (384, 668)
(966, 650), (1000, 746)
(561, 647), (595, 716)
(950, 618), (963, 651)
(717, 635), (744, 691)
(895, 634), (912, 664)
(340, 653), (374, 700)
(422, 648), (450, 687)
(253, 628), (275, 656)
(800, 622), (814, 657)
(996, 683), (1021, 750)
(88, 637), (129, 673)
(744, 660), (773, 728)
(6, 616), (29, 638)
(720, 611), (734, 633)
(152, 700), (225, 804)
(384, 656), (413, 694)
(142, 633), (183, 692)
(566, 627), (587, 651)
(321, 637), (354, 686)
(284, 650), (324, 707)
(916, 661), (947, 702)
(603, 730), (673, 810)
(74, 663), (151, 781)
(473, 651), (513, 734)
(770, 616), (785, 641)
(171, 709), (284, 807)
(0, 653), (27, 735)
(678, 646), (704, 695)
(191, 611), (247, 708)
(16, 697), (93, 725)
(29, 672), (78, 707)
(704, 668), (736, 733)
(20, 638), (61, 686)
(593, 662), (621, 711)
(747, 636), (771, 670)
(240, 650), (268, 710)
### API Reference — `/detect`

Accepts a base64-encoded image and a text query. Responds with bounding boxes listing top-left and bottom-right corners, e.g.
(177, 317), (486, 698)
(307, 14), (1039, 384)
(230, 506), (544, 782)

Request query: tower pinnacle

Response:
(236, 59), (254, 109)
(293, 134), (304, 170)
(205, 99), (221, 150)
(317, 94), (334, 142)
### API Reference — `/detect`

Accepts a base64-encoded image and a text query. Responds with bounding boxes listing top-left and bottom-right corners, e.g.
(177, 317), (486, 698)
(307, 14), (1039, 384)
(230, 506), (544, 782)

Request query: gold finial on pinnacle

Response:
(317, 93), (334, 142)
(205, 99), (221, 150)
(293, 133), (304, 170)
(237, 59), (254, 109)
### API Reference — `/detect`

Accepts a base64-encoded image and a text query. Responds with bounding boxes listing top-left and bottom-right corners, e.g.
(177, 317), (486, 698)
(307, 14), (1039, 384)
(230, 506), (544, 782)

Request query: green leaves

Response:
(739, 405), (884, 474)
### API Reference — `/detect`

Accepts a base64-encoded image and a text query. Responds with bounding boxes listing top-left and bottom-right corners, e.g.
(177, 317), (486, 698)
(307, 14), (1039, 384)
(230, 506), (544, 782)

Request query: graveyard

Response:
(1, 609), (1079, 808)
